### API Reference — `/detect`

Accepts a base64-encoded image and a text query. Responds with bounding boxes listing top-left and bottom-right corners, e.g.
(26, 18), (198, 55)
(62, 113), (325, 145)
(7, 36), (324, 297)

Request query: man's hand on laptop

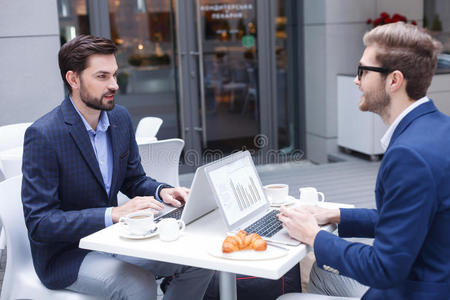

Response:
(277, 206), (321, 246)
(111, 196), (164, 223)
(160, 187), (190, 208)
(301, 205), (341, 225)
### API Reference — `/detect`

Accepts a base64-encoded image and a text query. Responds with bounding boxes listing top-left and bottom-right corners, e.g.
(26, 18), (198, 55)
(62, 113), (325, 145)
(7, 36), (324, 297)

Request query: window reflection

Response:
(200, 0), (260, 152)
(108, 0), (179, 139)
(109, 0), (176, 95)
(424, 0), (450, 69)
(58, 0), (90, 44)
(275, 0), (294, 150)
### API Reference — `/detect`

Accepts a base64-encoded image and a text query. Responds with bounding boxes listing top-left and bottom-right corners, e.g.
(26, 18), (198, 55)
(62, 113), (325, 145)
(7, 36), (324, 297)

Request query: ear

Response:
(65, 70), (80, 90)
(388, 70), (405, 93)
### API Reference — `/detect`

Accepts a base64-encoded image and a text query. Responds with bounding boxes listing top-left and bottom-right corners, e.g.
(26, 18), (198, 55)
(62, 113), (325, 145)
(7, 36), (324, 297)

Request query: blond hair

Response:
(363, 22), (442, 100)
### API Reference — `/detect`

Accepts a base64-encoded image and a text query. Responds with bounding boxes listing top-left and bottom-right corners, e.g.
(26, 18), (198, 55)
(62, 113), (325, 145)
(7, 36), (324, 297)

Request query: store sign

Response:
(200, 3), (253, 19)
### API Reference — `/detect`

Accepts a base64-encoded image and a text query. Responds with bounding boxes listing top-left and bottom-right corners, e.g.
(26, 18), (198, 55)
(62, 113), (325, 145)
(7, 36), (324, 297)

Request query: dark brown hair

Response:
(363, 22), (442, 100)
(58, 35), (117, 93)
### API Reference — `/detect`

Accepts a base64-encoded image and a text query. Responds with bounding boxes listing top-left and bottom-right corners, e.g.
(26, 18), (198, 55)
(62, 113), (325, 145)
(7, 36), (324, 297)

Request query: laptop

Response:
(153, 152), (247, 225)
(154, 163), (216, 226)
(204, 151), (301, 246)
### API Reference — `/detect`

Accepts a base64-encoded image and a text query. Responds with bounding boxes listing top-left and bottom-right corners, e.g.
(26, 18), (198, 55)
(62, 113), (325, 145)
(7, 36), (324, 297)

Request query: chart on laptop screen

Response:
(208, 154), (266, 225)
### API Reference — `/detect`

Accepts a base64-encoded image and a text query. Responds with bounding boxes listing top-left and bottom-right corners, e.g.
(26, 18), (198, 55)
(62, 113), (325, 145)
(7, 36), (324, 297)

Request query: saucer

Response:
(118, 223), (159, 240)
(270, 196), (297, 207)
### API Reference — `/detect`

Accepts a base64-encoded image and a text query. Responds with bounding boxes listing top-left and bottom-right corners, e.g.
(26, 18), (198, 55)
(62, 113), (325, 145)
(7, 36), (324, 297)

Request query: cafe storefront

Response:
(58, 0), (305, 170)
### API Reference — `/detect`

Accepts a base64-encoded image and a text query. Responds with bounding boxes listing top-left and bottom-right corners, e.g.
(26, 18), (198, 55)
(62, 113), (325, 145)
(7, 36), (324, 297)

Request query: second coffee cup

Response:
(158, 218), (185, 242)
(299, 187), (325, 205)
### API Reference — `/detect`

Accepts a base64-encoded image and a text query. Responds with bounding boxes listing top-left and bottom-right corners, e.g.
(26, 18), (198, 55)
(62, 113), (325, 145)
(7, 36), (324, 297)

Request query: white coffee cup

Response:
(158, 218), (185, 242)
(263, 184), (289, 204)
(299, 187), (325, 205)
(119, 211), (156, 236)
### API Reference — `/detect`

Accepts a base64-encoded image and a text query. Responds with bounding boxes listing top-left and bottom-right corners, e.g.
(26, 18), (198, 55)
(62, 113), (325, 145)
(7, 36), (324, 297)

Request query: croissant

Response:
(222, 230), (267, 253)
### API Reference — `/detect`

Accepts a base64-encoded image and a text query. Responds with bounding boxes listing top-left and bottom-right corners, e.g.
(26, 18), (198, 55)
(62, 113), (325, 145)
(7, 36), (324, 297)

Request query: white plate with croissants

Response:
(207, 230), (289, 260)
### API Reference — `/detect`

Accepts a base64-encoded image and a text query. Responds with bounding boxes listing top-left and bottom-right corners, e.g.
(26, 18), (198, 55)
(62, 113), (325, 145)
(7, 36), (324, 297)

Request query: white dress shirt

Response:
(380, 96), (430, 151)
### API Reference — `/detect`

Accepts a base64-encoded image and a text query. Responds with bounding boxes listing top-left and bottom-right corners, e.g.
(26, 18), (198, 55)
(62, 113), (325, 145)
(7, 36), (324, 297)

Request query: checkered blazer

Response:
(21, 97), (162, 289)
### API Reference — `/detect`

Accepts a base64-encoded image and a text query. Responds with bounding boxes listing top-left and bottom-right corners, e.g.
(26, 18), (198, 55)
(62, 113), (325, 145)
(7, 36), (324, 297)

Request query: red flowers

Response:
(367, 12), (416, 28)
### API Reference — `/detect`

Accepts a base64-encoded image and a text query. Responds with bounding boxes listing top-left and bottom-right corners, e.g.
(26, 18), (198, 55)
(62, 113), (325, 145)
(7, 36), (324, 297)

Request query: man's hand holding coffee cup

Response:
(159, 187), (190, 207)
(112, 196), (164, 223)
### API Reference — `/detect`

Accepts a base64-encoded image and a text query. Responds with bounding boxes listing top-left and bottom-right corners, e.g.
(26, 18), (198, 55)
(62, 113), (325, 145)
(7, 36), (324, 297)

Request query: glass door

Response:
(179, 0), (301, 167)
(196, 0), (260, 154)
(57, 0), (303, 170)
(58, 0), (90, 44)
(175, 0), (266, 169)
(107, 0), (180, 138)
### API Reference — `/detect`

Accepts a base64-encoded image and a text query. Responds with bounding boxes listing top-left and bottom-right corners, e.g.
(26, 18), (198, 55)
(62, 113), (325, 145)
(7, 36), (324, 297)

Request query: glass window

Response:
(58, 0), (90, 44)
(275, 0), (295, 150)
(424, 0), (450, 69)
(199, 0), (260, 153)
(108, 0), (180, 138)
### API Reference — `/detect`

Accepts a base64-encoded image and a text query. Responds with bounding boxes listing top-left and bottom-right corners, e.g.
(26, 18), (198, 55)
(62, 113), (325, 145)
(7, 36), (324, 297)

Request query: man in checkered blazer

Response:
(21, 35), (213, 299)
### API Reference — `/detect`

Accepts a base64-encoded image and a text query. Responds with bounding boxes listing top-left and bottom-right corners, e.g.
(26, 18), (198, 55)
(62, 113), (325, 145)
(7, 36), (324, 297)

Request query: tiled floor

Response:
(0, 156), (380, 296)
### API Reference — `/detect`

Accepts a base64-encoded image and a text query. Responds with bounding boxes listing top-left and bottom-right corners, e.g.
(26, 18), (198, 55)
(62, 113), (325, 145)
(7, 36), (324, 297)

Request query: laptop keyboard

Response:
(155, 206), (184, 223)
(244, 210), (282, 237)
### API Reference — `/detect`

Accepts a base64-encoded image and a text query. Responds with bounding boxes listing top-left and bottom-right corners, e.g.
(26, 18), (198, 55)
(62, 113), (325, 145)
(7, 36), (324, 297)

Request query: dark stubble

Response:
(79, 79), (116, 111)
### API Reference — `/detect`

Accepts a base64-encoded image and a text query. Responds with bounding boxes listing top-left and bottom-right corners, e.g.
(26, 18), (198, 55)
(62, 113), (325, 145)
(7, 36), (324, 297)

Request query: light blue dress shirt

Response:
(70, 97), (165, 227)
(69, 97), (114, 226)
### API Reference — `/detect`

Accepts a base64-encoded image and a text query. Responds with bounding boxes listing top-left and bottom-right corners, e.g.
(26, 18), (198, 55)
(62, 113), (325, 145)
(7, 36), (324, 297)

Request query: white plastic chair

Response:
(0, 122), (32, 152)
(117, 138), (185, 205)
(0, 175), (101, 300)
(0, 162), (5, 255)
(0, 123), (32, 258)
(135, 117), (163, 141)
(138, 138), (184, 187)
(0, 160), (5, 182)
(0, 147), (23, 179)
(0, 122), (31, 179)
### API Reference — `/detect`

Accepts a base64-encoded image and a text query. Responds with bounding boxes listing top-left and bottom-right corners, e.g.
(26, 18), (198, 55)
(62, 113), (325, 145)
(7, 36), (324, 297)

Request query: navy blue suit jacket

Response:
(314, 100), (450, 299)
(21, 97), (163, 289)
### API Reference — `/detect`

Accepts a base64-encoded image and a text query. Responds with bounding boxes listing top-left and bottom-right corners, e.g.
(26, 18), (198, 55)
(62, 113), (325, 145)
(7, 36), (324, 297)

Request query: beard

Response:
(79, 81), (115, 111)
(359, 87), (390, 116)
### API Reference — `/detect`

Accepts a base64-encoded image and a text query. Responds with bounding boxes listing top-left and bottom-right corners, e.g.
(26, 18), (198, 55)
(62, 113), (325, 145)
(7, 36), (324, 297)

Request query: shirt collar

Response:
(69, 95), (110, 133)
(380, 96), (429, 150)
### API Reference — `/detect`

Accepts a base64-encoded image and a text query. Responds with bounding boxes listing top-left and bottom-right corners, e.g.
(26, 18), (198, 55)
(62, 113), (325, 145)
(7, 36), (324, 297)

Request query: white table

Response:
(80, 204), (351, 299)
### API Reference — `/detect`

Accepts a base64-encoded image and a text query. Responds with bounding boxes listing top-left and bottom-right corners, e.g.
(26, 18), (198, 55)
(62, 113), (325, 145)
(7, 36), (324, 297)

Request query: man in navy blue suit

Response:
(21, 35), (213, 299)
(278, 23), (450, 299)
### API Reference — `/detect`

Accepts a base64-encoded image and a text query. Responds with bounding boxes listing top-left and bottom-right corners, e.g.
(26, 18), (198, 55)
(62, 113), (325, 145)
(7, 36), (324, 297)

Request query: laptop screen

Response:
(206, 151), (267, 227)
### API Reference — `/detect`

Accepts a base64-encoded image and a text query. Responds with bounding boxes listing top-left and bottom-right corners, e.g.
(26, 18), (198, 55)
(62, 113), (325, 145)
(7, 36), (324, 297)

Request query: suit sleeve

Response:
(338, 208), (378, 238)
(314, 146), (437, 289)
(22, 126), (106, 243)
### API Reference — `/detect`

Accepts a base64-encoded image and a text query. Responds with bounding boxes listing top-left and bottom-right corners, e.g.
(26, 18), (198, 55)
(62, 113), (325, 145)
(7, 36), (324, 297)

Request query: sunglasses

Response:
(357, 65), (391, 81)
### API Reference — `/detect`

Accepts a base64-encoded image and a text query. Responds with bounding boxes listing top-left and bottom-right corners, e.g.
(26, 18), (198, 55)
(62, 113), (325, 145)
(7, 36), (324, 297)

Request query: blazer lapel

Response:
(388, 100), (437, 149)
(107, 111), (120, 201)
(61, 97), (106, 192)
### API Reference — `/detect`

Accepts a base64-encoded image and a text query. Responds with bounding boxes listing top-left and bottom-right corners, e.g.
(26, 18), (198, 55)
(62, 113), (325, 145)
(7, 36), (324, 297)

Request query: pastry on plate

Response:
(222, 230), (267, 253)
